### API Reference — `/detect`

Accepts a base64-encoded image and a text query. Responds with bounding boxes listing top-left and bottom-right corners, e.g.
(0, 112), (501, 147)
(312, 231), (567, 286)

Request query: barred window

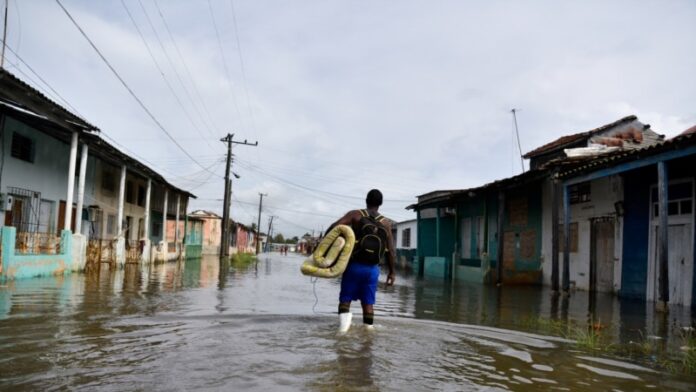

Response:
(402, 228), (411, 247)
(11, 132), (34, 163)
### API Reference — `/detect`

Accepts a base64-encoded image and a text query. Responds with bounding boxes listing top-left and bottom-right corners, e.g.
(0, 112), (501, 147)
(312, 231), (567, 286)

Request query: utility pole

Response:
(2, 0), (8, 69)
(511, 109), (525, 173)
(220, 133), (257, 257)
(266, 215), (276, 252)
(255, 192), (267, 254)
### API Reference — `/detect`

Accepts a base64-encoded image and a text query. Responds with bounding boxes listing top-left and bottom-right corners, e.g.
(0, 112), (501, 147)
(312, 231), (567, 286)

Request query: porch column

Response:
(496, 191), (505, 285)
(117, 165), (126, 236)
(162, 189), (168, 243)
(143, 179), (151, 239)
(657, 161), (669, 308)
(562, 185), (571, 293)
(74, 143), (88, 235)
(551, 179), (560, 292)
(64, 132), (78, 231)
(435, 207), (441, 257)
(175, 194), (181, 244)
(416, 209), (424, 276)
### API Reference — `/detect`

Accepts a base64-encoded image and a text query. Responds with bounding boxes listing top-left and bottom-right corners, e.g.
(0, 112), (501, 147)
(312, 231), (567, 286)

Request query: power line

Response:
(0, 38), (85, 117)
(227, 0), (258, 142)
(134, 0), (219, 139)
(236, 160), (415, 203)
(54, 0), (218, 176)
(152, 0), (226, 135)
(119, 0), (218, 153)
(206, 0), (245, 132)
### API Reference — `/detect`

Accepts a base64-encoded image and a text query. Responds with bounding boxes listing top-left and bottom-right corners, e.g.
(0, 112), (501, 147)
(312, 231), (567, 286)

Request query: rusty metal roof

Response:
(681, 124), (696, 136)
(522, 115), (637, 159)
(556, 131), (696, 179)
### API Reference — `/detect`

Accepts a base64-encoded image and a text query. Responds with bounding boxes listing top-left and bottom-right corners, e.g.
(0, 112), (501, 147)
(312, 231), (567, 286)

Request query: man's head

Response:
(366, 189), (383, 208)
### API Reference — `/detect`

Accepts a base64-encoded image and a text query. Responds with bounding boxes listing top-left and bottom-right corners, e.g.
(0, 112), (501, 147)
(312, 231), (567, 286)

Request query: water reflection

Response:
(0, 254), (694, 390)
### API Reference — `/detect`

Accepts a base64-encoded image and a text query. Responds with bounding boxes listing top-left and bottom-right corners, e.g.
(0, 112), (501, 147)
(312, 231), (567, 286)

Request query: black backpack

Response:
(352, 209), (389, 265)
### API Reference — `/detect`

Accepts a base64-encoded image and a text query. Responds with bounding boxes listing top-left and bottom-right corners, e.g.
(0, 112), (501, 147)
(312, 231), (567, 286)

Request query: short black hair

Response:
(366, 189), (383, 207)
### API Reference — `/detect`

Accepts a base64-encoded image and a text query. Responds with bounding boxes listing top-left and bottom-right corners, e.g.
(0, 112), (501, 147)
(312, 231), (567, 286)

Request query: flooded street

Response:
(1, 254), (695, 391)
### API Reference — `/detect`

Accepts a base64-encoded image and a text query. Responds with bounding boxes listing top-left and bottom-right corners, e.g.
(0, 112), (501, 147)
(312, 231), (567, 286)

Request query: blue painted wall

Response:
(619, 168), (651, 299)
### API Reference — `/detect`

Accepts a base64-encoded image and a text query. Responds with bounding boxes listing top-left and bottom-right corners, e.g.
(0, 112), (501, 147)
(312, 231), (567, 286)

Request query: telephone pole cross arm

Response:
(220, 133), (258, 257)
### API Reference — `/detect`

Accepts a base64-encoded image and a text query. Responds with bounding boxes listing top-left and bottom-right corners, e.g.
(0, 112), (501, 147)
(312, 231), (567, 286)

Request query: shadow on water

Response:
(0, 253), (694, 390)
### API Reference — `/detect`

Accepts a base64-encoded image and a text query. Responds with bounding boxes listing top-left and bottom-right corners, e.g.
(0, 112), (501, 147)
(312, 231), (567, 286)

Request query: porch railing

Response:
(86, 238), (117, 268)
(15, 231), (61, 255)
(125, 240), (143, 263)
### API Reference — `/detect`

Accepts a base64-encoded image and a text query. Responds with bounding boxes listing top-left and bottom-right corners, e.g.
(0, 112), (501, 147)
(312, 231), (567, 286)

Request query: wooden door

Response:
(667, 224), (693, 306)
(57, 201), (76, 232)
(591, 219), (615, 293)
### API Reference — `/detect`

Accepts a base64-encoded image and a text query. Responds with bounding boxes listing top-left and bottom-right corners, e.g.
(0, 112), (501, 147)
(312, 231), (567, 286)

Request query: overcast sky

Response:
(2, 0), (695, 237)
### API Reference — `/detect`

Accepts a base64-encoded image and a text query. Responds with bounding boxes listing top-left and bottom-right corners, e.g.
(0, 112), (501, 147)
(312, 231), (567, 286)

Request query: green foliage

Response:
(230, 252), (257, 265)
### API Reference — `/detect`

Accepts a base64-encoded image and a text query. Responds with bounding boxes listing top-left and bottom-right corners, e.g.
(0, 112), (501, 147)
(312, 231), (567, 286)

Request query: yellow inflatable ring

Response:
(300, 225), (355, 278)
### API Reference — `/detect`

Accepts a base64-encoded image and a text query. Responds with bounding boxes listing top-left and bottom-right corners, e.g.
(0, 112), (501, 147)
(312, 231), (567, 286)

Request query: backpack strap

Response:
(359, 209), (368, 218)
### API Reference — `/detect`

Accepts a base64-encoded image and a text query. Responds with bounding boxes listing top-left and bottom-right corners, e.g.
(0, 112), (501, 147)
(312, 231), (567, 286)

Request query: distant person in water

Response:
(326, 189), (396, 332)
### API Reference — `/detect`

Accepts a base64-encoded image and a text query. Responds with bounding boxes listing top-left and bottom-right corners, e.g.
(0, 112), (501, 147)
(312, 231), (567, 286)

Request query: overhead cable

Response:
(54, 0), (219, 177)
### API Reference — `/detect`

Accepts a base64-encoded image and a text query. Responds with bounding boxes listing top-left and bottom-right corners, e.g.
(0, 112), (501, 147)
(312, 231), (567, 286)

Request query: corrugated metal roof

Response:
(556, 132), (696, 179)
(0, 68), (99, 132)
(523, 115), (637, 159)
(0, 68), (196, 199)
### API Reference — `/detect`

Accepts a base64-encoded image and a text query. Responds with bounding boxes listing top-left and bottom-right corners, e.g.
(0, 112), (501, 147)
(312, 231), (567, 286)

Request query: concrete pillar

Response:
(144, 179), (151, 239)
(162, 189), (168, 243)
(657, 161), (669, 309)
(117, 165), (126, 236)
(64, 132), (78, 231)
(175, 194), (180, 243)
(496, 191), (505, 285)
(551, 179), (560, 292)
(142, 178), (152, 264)
(75, 143), (88, 235)
(159, 189), (168, 261)
(175, 194), (181, 258)
(435, 207), (441, 257)
(562, 185), (571, 293)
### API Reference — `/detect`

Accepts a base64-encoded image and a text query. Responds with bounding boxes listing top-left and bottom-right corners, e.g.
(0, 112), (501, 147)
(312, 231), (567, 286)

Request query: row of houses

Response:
(186, 209), (261, 257)
(0, 68), (260, 280)
(399, 115), (696, 309)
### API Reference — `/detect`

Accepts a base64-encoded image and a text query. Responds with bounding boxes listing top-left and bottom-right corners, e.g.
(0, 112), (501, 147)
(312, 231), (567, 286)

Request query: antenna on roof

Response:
(511, 108), (525, 173)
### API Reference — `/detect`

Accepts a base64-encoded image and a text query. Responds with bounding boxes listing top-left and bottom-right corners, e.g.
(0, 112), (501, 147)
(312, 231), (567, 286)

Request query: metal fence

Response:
(15, 231), (61, 255)
(86, 239), (117, 268)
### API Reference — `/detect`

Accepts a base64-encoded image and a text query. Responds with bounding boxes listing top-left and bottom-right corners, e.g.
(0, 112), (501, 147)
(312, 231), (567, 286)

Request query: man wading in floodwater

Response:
(326, 189), (396, 332)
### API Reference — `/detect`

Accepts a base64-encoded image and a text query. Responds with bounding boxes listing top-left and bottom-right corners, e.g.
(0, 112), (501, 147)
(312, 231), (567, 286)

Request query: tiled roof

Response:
(523, 115), (637, 159)
(682, 124), (696, 136)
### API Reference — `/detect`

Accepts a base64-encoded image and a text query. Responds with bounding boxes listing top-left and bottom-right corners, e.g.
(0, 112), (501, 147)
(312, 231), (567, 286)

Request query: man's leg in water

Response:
(361, 303), (374, 326)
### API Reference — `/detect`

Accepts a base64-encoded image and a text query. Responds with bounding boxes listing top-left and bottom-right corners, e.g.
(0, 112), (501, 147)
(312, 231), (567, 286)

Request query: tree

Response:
(287, 236), (299, 244)
(273, 233), (285, 243)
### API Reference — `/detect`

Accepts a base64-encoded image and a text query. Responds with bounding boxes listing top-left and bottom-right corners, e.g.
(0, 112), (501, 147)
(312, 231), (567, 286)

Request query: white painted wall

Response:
(541, 175), (624, 292)
(395, 219), (418, 250)
(0, 116), (71, 233)
(92, 160), (149, 241)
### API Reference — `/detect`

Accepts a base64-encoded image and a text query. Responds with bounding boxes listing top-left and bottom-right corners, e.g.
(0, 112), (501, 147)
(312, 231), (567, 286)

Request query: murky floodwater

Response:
(1, 254), (694, 391)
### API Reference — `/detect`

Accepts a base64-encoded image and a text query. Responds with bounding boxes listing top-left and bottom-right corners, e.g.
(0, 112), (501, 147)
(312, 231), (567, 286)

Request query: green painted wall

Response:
(419, 218), (437, 256)
(501, 181), (543, 284)
(1, 227), (72, 280)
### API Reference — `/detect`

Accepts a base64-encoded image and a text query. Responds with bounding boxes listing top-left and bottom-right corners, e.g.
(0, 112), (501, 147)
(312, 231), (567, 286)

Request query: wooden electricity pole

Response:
(220, 133), (257, 257)
(255, 193), (267, 254)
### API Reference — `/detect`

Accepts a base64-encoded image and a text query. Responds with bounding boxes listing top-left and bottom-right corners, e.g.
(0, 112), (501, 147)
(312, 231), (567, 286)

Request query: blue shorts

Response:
(339, 262), (380, 305)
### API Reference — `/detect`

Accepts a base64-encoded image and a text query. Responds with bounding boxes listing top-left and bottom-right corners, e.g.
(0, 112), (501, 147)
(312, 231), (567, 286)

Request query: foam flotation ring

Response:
(300, 224), (355, 278)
